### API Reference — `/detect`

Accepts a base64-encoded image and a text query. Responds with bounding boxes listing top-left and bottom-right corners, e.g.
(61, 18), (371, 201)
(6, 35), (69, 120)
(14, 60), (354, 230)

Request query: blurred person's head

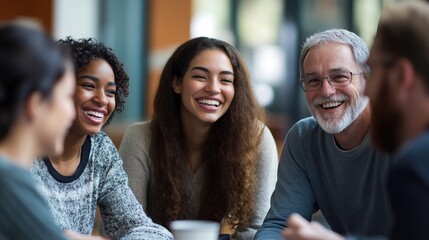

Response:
(0, 23), (75, 163)
(57, 37), (129, 135)
(299, 29), (369, 134)
(150, 37), (264, 228)
(366, 1), (429, 153)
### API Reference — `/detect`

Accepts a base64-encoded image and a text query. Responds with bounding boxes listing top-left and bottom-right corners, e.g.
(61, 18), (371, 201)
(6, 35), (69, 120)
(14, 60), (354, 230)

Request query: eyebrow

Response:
(304, 68), (350, 76)
(191, 66), (234, 76)
(77, 75), (116, 86)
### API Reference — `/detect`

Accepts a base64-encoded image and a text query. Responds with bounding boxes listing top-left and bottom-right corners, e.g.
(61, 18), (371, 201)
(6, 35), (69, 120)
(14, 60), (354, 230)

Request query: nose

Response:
(204, 78), (221, 94)
(93, 90), (109, 105)
(319, 77), (336, 96)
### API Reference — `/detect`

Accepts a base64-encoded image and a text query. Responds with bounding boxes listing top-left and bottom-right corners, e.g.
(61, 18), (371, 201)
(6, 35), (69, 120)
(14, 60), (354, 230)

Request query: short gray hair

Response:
(299, 29), (369, 81)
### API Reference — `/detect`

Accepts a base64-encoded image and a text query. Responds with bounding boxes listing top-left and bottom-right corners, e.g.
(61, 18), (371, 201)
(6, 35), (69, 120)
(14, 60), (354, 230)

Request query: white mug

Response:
(170, 220), (220, 240)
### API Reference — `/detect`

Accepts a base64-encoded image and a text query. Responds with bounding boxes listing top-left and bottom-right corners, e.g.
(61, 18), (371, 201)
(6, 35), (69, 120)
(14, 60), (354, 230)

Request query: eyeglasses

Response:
(300, 71), (363, 92)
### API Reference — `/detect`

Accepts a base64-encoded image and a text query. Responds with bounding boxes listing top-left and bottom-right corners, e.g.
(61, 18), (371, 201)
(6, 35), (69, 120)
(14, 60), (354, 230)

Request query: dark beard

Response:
(371, 75), (403, 153)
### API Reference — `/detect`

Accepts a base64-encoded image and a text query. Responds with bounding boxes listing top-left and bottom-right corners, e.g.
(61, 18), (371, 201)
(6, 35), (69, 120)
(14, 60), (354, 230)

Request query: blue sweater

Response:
(255, 117), (393, 239)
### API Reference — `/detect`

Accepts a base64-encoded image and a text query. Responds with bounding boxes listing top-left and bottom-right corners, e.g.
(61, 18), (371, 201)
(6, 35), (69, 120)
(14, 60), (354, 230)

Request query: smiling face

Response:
(172, 49), (235, 127)
(71, 58), (116, 135)
(303, 42), (368, 133)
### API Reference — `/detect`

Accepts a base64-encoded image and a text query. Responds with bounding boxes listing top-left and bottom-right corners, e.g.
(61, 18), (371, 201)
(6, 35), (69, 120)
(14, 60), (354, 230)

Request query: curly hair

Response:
(57, 37), (129, 125)
(148, 37), (266, 230)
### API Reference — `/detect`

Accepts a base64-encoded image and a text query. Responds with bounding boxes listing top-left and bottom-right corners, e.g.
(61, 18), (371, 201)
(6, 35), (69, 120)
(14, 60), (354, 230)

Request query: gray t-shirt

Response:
(120, 121), (279, 240)
(0, 157), (66, 240)
(31, 131), (173, 240)
(255, 117), (393, 239)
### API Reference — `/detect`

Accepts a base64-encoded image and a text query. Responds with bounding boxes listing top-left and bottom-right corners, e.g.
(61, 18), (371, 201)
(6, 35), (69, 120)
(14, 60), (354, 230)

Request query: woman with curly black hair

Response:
(31, 37), (172, 240)
(119, 37), (278, 239)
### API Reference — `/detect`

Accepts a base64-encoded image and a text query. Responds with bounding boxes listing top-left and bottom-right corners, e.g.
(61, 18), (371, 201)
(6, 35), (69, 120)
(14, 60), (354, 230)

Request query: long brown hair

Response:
(148, 37), (265, 229)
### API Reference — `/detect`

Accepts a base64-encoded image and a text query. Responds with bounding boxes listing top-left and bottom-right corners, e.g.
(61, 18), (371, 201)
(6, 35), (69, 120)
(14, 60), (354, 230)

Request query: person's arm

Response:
(0, 168), (67, 240)
(283, 213), (344, 240)
(282, 214), (388, 240)
(97, 133), (172, 240)
(119, 122), (151, 209)
(234, 126), (279, 239)
(64, 230), (109, 240)
(255, 124), (317, 240)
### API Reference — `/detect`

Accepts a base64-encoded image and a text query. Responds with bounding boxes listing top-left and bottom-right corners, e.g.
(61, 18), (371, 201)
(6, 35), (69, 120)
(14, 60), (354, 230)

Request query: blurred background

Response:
(1, 0), (402, 151)
(3, 0), (422, 233)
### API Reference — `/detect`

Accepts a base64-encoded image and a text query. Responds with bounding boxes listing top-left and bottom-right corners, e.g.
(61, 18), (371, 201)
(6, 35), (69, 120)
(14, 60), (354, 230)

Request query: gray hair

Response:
(299, 29), (369, 81)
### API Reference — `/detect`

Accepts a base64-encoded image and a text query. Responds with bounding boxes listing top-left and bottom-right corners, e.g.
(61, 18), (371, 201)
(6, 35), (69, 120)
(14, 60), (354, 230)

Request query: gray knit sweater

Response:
(31, 131), (173, 240)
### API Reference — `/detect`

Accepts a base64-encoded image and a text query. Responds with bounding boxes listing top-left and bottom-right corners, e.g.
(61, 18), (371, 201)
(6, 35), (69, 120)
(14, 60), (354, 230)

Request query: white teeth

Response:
(198, 99), (220, 107)
(84, 110), (104, 118)
(322, 101), (342, 109)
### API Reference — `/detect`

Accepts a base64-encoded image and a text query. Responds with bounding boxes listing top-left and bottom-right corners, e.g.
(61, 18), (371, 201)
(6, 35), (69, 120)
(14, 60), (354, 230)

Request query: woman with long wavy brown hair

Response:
(120, 37), (278, 239)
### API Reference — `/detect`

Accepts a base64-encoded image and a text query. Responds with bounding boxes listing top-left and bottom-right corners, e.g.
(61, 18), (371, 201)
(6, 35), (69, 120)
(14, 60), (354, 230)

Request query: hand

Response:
(220, 217), (236, 236)
(282, 213), (344, 240)
(64, 230), (110, 240)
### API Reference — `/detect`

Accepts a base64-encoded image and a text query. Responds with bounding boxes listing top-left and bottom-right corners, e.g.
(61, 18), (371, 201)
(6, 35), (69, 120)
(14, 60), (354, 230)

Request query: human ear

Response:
(172, 77), (182, 94)
(25, 92), (45, 122)
(394, 58), (416, 91)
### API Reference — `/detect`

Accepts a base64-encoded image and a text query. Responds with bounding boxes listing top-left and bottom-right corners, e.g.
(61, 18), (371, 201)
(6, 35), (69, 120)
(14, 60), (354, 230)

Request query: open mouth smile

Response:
(83, 110), (106, 123)
(197, 99), (220, 107)
(321, 101), (343, 109)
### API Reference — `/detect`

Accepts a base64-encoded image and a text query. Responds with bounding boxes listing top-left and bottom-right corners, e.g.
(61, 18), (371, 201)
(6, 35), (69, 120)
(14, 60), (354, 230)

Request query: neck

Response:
(334, 105), (371, 150)
(0, 137), (35, 168)
(401, 89), (429, 146)
(0, 123), (38, 168)
(49, 131), (87, 176)
(181, 117), (211, 173)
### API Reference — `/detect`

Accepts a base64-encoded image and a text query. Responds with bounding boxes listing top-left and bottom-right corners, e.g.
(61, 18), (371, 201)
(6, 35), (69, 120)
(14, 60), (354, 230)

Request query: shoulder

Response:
(393, 131), (429, 173)
(0, 160), (33, 193)
(123, 121), (151, 141)
(91, 131), (116, 149)
(258, 124), (277, 150)
(287, 117), (321, 141)
(120, 121), (152, 152)
(89, 131), (120, 164)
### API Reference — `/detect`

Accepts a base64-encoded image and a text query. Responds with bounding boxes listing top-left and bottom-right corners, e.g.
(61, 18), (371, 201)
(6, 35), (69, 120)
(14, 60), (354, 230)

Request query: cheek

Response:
(74, 89), (90, 104)
(342, 83), (361, 101)
(226, 88), (235, 101)
(305, 92), (317, 103)
(108, 99), (116, 113)
(66, 99), (76, 120)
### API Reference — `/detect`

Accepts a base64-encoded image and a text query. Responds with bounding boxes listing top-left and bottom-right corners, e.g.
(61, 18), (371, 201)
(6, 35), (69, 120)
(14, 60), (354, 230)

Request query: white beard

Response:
(308, 94), (368, 134)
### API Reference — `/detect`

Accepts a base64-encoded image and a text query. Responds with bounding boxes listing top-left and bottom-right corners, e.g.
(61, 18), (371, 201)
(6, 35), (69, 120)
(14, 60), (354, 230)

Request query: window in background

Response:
(53, 0), (99, 40)
(98, 0), (147, 124)
(191, 0), (233, 43)
(353, 0), (382, 46)
(238, 0), (284, 110)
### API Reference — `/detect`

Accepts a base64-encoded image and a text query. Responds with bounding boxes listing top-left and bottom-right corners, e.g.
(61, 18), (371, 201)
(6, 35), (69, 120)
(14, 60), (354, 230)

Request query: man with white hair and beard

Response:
(255, 29), (393, 239)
